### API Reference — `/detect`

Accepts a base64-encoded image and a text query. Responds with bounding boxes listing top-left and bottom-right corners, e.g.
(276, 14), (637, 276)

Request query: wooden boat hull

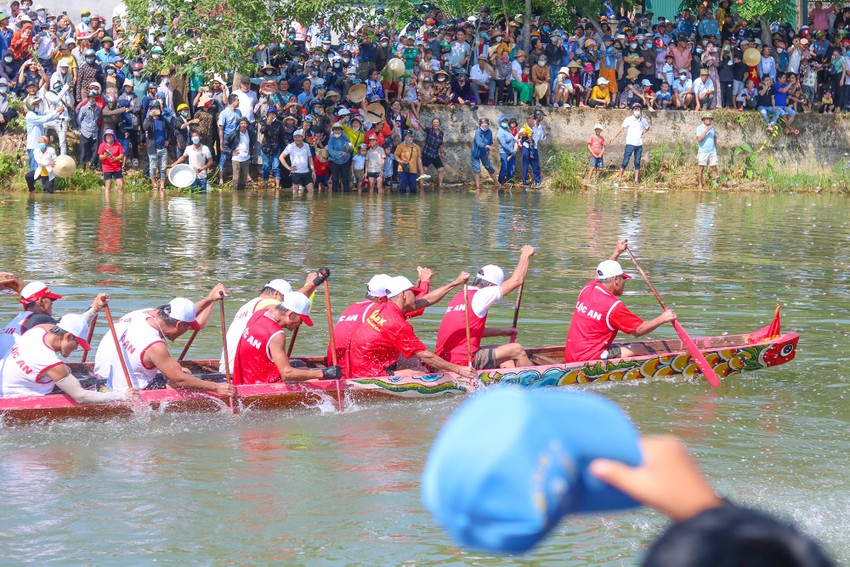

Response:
(0, 331), (799, 424)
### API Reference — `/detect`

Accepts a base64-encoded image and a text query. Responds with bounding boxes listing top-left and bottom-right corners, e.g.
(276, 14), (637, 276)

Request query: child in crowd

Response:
(402, 76), (421, 129)
(580, 63), (596, 105)
(801, 60), (818, 111)
(365, 134), (386, 192)
(382, 140), (395, 187)
(313, 141), (331, 191)
(820, 89), (835, 114)
(553, 68), (573, 107)
(656, 82), (673, 110)
(661, 54), (675, 86)
(352, 143), (367, 192)
(586, 123), (605, 183)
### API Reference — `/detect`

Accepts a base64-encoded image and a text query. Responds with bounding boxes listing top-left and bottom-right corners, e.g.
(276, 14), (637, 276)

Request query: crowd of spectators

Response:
(4, 0), (850, 190)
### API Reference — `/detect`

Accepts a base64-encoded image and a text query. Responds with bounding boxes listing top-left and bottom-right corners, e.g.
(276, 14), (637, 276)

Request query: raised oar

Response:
(217, 291), (235, 414)
(463, 284), (473, 366)
(178, 328), (199, 362)
(509, 282), (525, 344)
(286, 327), (299, 358)
(103, 304), (135, 392)
(323, 280), (344, 412)
(625, 249), (720, 388)
(80, 314), (97, 363)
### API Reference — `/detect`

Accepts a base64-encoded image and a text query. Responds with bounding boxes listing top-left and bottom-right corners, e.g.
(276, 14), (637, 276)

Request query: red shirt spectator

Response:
(97, 133), (124, 173)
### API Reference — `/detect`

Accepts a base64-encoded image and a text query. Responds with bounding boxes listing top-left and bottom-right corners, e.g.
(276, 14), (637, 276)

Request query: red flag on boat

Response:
(748, 304), (782, 344)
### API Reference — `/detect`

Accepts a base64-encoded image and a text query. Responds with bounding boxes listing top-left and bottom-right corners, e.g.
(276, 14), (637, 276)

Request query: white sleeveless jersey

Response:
(219, 297), (265, 373)
(0, 312), (35, 359)
(0, 327), (63, 398)
(94, 309), (165, 392)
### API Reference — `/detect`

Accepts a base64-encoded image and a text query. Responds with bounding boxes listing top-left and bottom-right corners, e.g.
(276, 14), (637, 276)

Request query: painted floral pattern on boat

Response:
(477, 336), (798, 388)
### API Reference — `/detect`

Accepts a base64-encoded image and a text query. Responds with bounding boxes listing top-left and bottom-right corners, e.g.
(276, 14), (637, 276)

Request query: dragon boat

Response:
(0, 316), (799, 424)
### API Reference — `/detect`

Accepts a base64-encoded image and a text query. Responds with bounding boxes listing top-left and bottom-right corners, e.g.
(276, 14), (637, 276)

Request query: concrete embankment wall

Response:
(417, 105), (850, 183)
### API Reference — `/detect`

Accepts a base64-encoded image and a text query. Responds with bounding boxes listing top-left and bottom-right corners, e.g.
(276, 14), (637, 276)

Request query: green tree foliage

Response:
(679, 0), (796, 24)
(735, 0), (797, 24)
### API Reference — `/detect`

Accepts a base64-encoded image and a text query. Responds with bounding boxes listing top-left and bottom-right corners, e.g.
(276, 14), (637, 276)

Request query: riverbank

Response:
(4, 106), (850, 194)
(419, 106), (850, 193)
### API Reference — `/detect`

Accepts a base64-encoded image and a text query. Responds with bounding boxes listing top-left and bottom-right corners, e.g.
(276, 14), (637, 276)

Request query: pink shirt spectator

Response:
(810, 4), (835, 31)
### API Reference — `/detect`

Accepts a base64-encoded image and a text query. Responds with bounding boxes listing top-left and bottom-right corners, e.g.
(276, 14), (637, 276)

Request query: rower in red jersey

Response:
(564, 240), (677, 363)
(220, 270), (325, 373)
(330, 268), (461, 377)
(347, 275), (474, 380)
(435, 245), (535, 370)
(233, 292), (342, 385)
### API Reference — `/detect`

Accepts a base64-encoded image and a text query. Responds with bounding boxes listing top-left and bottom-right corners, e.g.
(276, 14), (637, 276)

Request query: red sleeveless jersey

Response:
(434, 288), (487, 365)
(564, 281), (643, 363)
(233, 309), (285, 385)
(347, 302), (427, 378)
(327, 300), (375, 376)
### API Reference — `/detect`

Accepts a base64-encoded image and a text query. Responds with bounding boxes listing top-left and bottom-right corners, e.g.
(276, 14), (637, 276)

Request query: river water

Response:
(0, 190), (848, 565)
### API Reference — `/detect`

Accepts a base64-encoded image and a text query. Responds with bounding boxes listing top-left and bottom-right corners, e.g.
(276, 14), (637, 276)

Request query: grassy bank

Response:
(544, 141), (850, 194)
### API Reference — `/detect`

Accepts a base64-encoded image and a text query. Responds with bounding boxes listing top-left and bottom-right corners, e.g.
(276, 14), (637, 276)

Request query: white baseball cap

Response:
(167, 297), (200, 330)
(367, 274), (392, 297)
(293, 129), (304, 137)
(596, 260), (632, 280)
(385, 276), (423, 298)
(281, 291), (313, 326)
(57, 313), (91, 351)
(264, 279), (292, 295)
(19, 280), (62, 304)
(593, 123), (604, 130)
(477, 264), (504, 286)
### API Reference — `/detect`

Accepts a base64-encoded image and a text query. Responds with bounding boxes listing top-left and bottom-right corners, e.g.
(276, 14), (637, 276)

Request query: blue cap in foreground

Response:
(422, 387), (642, 554)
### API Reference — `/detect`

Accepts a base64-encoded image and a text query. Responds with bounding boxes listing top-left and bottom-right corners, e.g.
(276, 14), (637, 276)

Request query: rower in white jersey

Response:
(0, 280), (108, 358)
(0, 312), (139, 403)
(94, 284), (236, 398)
(218, 270), (329, 373)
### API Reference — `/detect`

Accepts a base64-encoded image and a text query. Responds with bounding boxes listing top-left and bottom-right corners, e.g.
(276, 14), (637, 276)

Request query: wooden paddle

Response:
(463, 284), (473, 366)
(178, 328), (199, 361)
(323, 280), (344, 412)
(509, 282), (525, 343)
(80, 314), (97, 363)
(103, 304), (134, 391)
(286, 327), (299, 357)
(217, 291), (235, 414)
(625, 249), (720, 388)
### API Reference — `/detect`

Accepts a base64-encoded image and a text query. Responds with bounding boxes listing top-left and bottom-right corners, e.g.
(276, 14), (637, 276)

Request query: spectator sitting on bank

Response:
(450, 70), (477, 109)
(587, 77), (612, 108)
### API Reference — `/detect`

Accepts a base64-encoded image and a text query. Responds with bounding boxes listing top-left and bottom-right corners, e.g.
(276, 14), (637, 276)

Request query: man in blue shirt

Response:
(772, 73), (798, 134)
(695, 113), (718, 190)
(672, 69), (694, 109)
(471, 117), (501, 192)
(216, 94), (242, 184)
(327, 122), (352, 192)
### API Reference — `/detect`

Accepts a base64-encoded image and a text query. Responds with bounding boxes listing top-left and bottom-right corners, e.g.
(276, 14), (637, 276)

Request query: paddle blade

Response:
(672, 320), (720, 388)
